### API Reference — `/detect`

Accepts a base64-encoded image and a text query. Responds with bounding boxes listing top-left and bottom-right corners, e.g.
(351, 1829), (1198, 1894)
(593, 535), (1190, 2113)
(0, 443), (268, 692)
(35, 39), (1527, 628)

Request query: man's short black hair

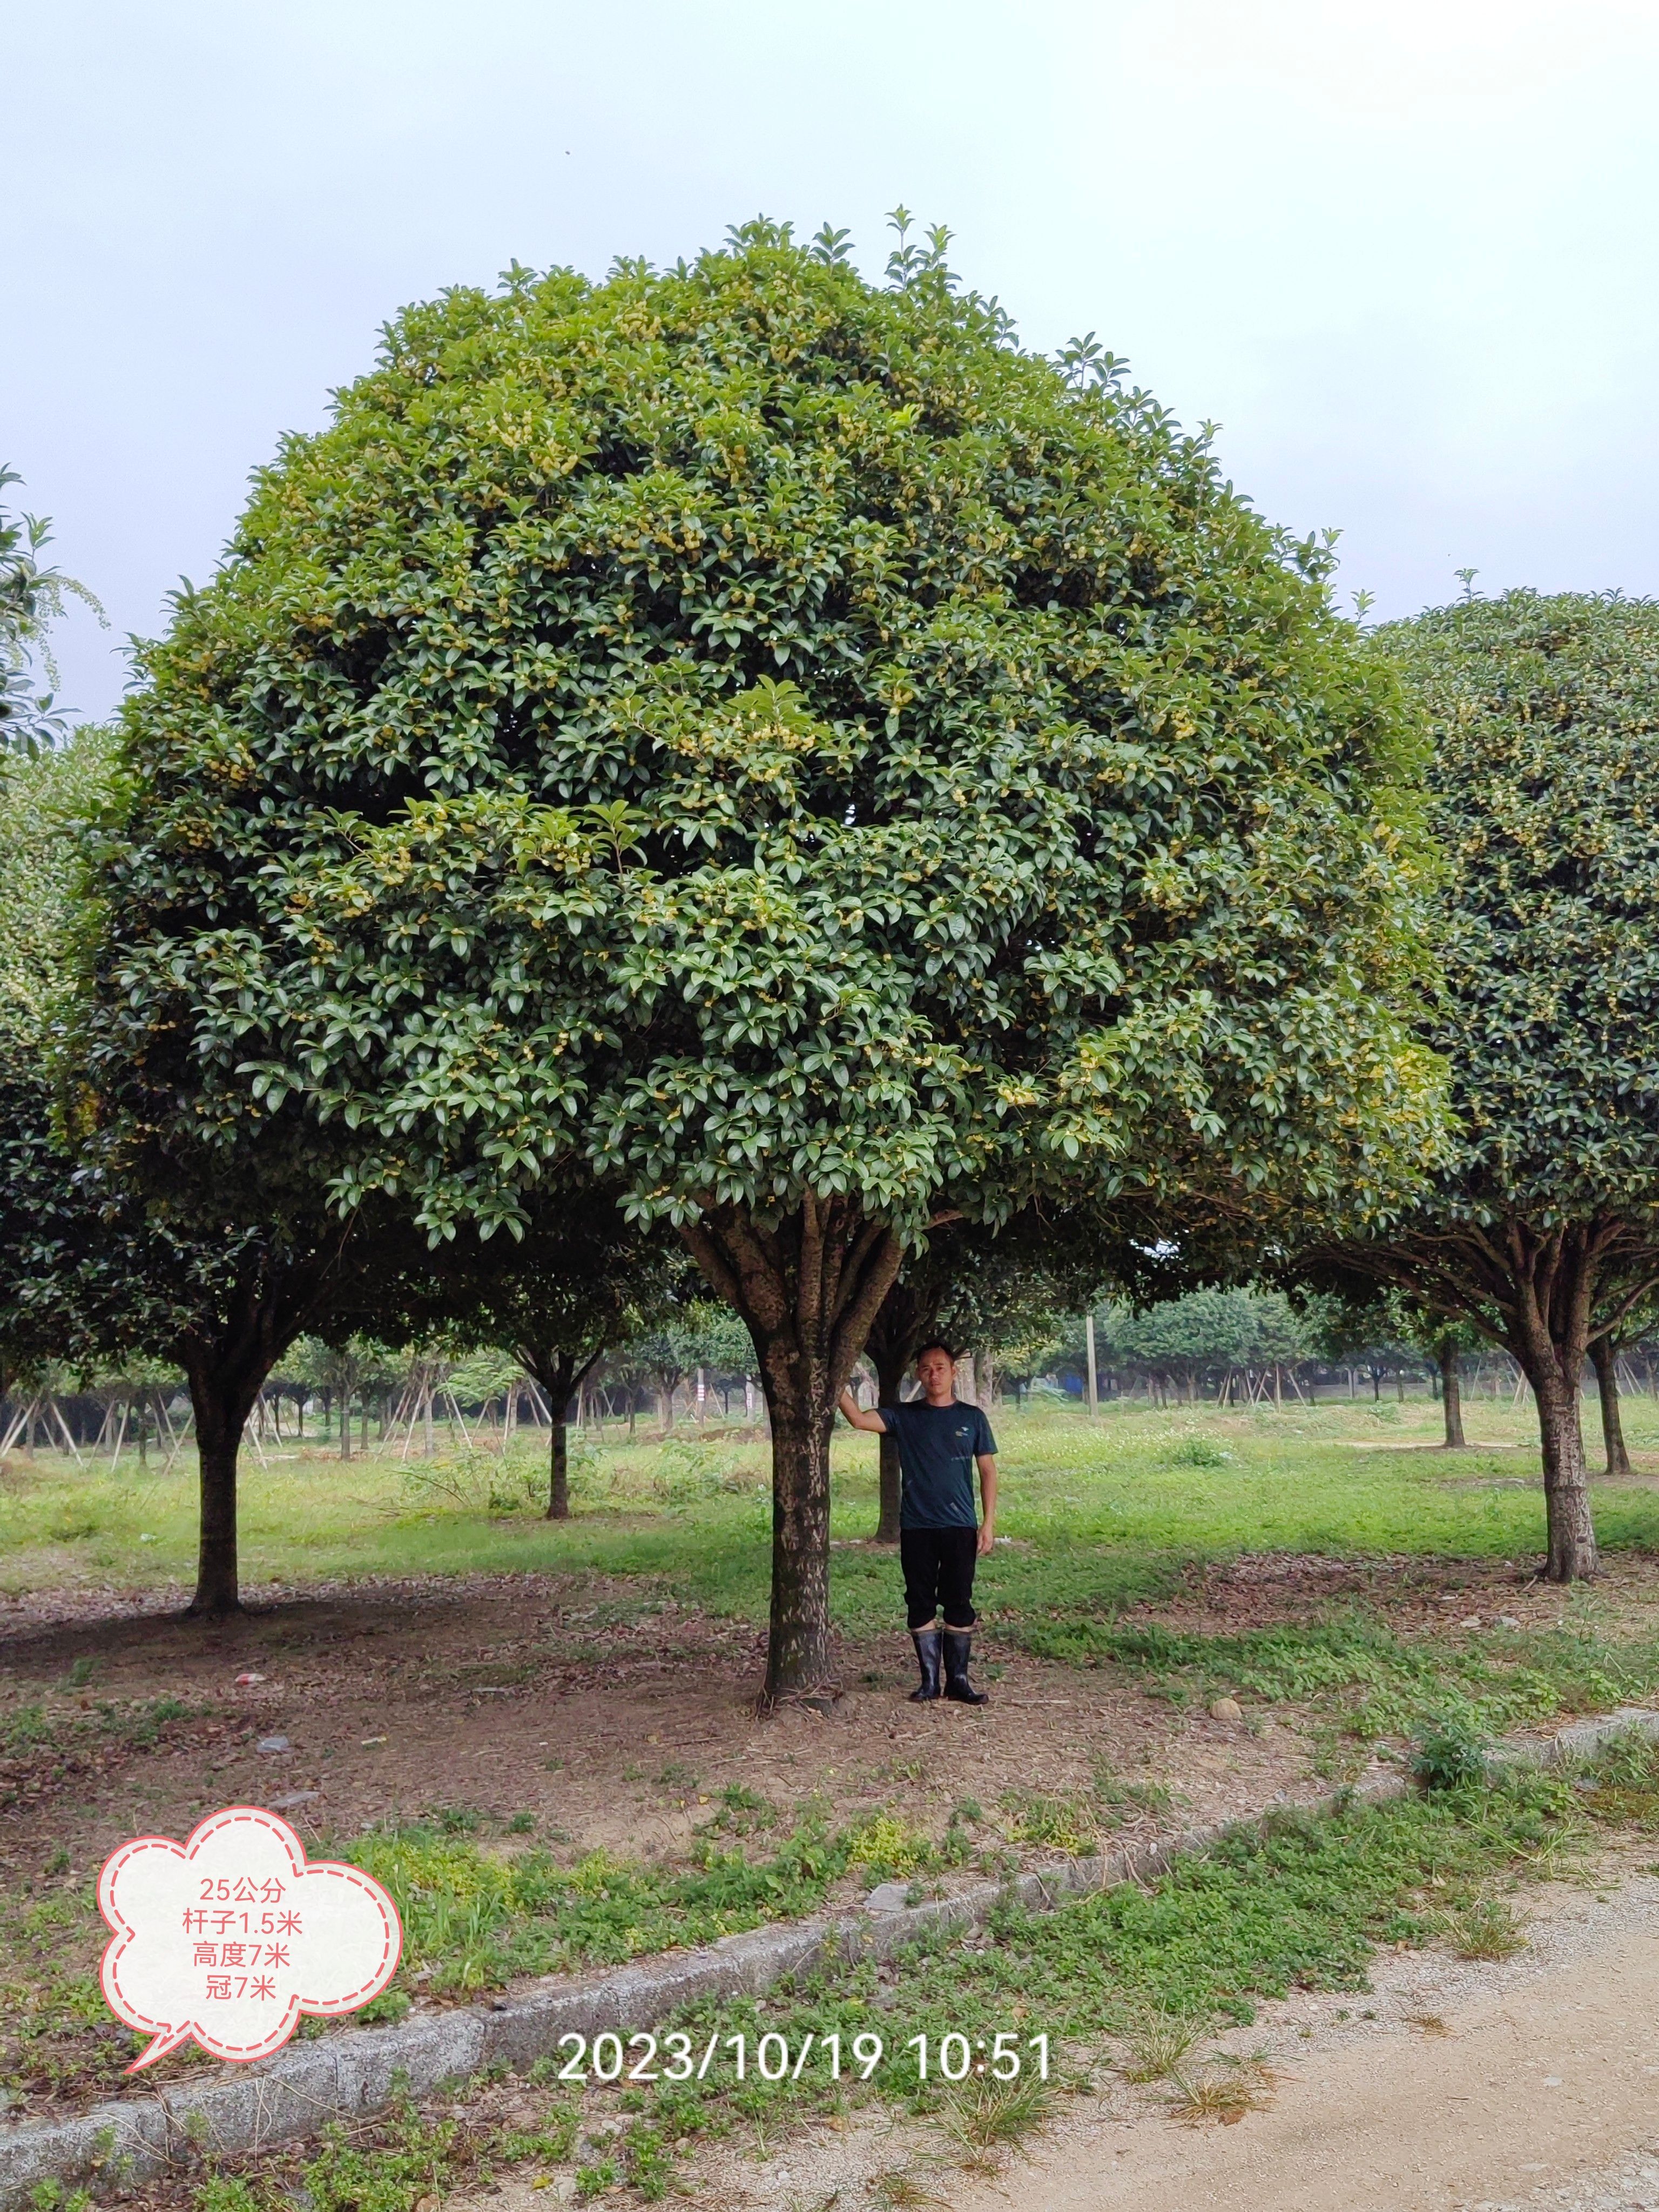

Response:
(915, 1339), (956, 1365)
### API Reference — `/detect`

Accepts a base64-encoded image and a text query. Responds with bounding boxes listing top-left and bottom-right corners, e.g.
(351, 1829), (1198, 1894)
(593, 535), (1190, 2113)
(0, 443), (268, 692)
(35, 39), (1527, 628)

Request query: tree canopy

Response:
(91, 218), (1441, 1693)
(0, 734), (415, 1612)
(0, 467), (97, 757)
(1304, 590), (1659, 1576)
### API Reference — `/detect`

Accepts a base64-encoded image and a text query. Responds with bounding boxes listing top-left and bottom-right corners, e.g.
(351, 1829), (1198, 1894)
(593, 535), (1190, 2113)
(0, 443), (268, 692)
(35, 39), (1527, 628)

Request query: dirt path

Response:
(951, 1858), (1659, 2212)
(577, 1857), (1659, 2211)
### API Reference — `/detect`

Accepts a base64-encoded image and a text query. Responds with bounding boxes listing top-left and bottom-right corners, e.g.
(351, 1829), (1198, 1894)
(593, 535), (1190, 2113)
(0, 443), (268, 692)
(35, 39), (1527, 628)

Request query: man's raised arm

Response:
(837, 1387), (887, 1434)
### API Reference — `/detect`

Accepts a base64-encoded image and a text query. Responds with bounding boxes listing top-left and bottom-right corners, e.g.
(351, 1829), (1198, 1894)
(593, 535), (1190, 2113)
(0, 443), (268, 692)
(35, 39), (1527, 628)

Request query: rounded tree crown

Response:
(1381, 589), (1659, 1225)
(100, 221), (1437, 1241)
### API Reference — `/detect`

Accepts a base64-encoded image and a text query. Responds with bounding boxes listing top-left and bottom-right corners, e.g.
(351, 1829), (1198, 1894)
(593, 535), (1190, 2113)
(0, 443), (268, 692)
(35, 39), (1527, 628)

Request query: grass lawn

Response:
(4, 1385), (1659, 1630)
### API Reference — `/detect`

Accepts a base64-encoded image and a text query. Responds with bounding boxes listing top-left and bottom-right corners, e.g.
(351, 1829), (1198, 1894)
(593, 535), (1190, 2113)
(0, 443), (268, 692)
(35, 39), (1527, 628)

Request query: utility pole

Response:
(1085, 1312), (1099, 1417)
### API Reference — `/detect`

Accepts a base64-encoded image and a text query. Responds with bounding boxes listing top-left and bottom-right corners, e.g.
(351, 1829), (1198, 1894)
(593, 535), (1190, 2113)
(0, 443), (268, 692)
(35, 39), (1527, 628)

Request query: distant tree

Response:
(1298, 1286), (1475, 1437)
(1302, 594), (1659, 1577)
(431, 1196), (676, 1516)
(613, 1299), (751, 1434)
(1299, 1292), (1424, 1402)
(1419, 1316), (1483, 1449)
(1101, 1286), (1311, 1404)
(0, 467), (100, 756)
(1587, 1297), (1658, 1478)
(0, 736), (415, 1612)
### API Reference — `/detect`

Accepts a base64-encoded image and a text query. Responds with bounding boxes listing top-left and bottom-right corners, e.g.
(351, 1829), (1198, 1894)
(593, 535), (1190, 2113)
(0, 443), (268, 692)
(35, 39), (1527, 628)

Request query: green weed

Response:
(1414, 1715), (1492, 1790)
(1439, 1894), (1528, 1960)
(936, 2072), (1057, 2169)
(1117, 2008), (1203, 2082)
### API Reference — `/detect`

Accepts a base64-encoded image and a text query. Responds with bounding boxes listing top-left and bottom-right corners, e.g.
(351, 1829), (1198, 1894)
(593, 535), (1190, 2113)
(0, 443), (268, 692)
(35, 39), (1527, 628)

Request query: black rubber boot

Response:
(908, 1628), (943, 1702)
(942, 1630), (989, 1704)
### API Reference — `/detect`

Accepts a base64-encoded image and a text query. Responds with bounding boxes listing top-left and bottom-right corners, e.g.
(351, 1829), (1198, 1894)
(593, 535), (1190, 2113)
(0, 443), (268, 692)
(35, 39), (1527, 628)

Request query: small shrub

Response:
(1166, 2055), (1280, 2126)
(849, 1814), (934, 1877)
(1170, 1437), (1235, 1468)
(1413, 1716), (1491, 1792)
(868, 2173), (947, 2210)
(999, 1789), (1104, 1857)
(3, 1706), (56, 1752)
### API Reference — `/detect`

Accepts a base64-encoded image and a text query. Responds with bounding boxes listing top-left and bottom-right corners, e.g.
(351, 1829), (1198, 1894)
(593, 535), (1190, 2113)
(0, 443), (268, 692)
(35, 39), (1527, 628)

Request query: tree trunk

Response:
(548, 1415), (569, 1519)
(191, 1438), (240, 1614)
(1591, 1336), (1633, 1478)
(762, 1394), (836, 1695)
(1534, 1364), (1597, 1579)
(680, 1195), (904, 1704)
(170, 1233), (348, 1617)
(1500, 1227), (1602, 1581)
(516, 1343), (604, 1522)
(183, 1358), (269, 1616)
(871, 1342), (908, 1545)
(1438, 1338), (1466, 1448)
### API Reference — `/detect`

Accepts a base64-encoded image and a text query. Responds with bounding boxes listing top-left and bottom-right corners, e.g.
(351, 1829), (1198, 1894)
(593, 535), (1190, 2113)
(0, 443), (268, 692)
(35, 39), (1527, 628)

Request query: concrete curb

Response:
(4, 1707), (1650, 2208)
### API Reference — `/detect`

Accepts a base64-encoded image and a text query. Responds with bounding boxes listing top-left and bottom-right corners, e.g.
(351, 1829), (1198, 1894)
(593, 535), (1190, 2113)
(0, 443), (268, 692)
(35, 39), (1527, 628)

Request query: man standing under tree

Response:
(838, 1343), (997, 1704)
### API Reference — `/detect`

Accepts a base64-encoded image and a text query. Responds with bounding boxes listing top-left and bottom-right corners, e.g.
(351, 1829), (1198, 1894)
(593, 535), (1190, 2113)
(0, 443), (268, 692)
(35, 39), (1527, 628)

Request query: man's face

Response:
(915, 1348), (955, 1400)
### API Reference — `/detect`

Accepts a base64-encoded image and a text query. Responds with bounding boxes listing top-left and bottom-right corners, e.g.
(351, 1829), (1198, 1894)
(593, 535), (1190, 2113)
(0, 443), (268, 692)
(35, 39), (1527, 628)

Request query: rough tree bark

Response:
(681, 1195), (905, 1704)
(1590, 1335), (1633, 1479)
(1437, 1337), (1466, 1449)
(183, 1358), (266, 1615)
(1504, 1226), (1600, 1581)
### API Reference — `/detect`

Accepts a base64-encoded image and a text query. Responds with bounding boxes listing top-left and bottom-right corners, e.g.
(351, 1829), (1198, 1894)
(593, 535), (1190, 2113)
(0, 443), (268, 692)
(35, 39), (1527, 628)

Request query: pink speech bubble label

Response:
(98, 1805), (402, 2071)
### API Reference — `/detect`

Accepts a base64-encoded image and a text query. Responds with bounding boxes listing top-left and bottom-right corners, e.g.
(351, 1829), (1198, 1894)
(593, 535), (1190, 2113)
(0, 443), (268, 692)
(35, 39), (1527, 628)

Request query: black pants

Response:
(901, 1526), (978, 1630)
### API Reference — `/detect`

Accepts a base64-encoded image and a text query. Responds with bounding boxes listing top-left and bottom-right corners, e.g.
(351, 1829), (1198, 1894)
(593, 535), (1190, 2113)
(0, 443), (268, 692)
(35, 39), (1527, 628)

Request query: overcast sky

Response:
(7, 0), (1659, 721)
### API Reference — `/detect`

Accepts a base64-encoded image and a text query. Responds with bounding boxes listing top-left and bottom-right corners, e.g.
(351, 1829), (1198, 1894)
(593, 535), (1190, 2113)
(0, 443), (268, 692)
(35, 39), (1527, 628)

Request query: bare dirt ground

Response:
(2, 1547), (1614, 1886)
(0, 1568), (1303, 1884)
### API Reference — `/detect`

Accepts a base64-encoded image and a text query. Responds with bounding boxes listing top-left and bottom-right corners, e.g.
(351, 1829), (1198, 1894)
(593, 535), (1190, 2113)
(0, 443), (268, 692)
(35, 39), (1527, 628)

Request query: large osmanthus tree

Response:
(90, 219), (1437, 1698)
(1299, 591), (1659, 1580)
(0, 734), (388, 1614)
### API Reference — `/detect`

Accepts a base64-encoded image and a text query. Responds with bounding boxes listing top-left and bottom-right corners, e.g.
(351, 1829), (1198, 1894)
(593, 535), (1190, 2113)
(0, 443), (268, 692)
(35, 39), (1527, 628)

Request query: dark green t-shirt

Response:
(879, 1399), (996, 1530)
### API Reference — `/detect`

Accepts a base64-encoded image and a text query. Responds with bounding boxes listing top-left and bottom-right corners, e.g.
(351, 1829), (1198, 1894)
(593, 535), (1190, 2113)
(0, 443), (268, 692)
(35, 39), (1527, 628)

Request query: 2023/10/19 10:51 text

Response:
(554, 2030), (1050, 2084)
